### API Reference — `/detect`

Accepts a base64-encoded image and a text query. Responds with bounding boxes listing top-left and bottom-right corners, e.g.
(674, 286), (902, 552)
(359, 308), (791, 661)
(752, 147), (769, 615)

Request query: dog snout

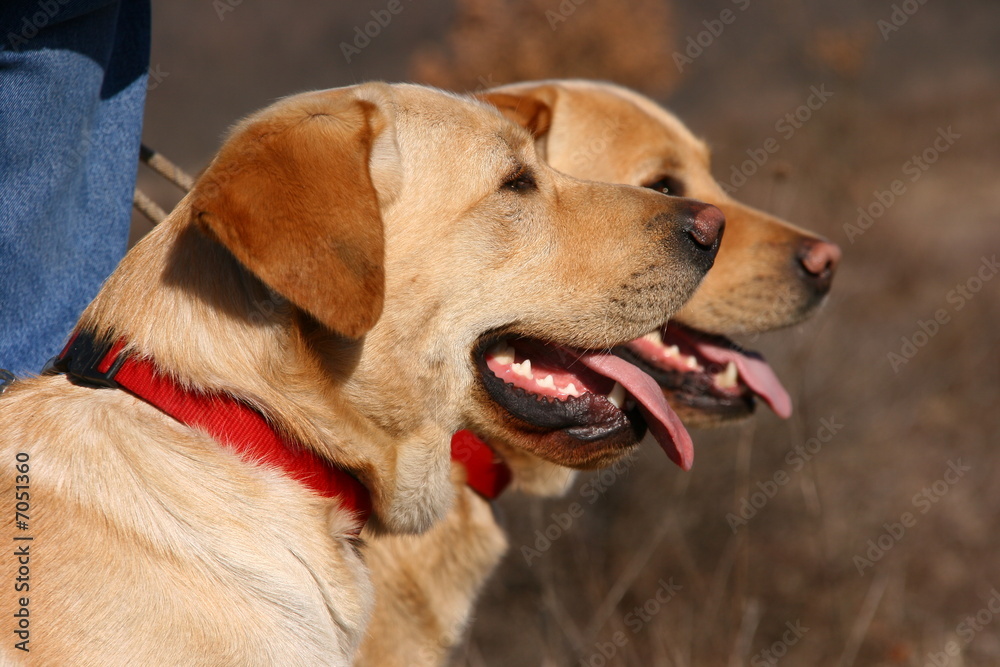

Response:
(795, 237), (841, 295)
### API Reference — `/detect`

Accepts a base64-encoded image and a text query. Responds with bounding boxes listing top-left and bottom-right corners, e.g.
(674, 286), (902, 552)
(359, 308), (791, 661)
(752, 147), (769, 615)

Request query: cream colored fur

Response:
(0, 82), (711, 665)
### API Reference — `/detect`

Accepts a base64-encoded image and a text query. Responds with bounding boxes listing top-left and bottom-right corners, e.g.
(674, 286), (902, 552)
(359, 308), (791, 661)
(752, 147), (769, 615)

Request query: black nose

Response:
(681, 202), (725, 268)
(795, 237), (841, 295)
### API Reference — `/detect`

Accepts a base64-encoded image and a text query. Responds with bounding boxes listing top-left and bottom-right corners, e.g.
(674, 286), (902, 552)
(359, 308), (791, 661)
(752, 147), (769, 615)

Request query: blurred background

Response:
(136, 1), (999, 664)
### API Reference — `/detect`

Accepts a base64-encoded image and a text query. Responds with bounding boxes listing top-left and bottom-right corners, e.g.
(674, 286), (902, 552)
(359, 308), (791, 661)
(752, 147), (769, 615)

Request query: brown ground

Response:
(137, 1), (1000, 664)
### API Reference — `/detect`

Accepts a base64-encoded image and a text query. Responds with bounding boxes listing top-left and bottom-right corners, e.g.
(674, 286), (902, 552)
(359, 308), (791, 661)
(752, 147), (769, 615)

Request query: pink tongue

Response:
(575, 351), (694, 471)
(689, 339), (792, 419)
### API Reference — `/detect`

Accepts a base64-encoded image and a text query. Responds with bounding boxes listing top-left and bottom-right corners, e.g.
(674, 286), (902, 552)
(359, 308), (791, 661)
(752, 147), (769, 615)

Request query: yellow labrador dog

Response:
(358, 80), (840, 666)
(0, 82), (722, 665)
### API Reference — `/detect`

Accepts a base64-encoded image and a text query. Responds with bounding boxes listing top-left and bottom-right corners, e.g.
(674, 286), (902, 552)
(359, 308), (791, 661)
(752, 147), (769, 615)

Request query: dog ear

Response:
(190, 90), (389, 339)
(478, 86), (558, 158)
(478, 92), (552, 137)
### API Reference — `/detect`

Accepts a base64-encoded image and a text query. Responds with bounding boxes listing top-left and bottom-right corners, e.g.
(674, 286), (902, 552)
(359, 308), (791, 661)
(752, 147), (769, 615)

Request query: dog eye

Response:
(645, 176), (685, 197)
(501, 169), (537, 194)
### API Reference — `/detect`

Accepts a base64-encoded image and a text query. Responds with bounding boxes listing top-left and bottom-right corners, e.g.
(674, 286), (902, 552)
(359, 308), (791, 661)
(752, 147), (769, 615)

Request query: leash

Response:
(45, 331), (372, 531)
(132, 143), (196, 225)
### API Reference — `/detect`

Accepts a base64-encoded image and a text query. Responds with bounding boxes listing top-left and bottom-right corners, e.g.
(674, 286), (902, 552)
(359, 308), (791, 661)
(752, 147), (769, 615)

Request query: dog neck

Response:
(49, 330), (374, 528)
(75, 205), (454, 534)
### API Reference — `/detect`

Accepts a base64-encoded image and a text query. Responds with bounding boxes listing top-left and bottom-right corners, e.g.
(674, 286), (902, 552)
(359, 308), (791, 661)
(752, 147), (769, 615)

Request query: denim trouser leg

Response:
(0, 0), (150, 376)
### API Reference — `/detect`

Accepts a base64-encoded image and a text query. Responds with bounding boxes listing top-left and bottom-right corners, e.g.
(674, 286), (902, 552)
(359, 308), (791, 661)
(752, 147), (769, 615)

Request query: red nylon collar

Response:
(53, 332), (372, 530)
(450, 429), (512, 500)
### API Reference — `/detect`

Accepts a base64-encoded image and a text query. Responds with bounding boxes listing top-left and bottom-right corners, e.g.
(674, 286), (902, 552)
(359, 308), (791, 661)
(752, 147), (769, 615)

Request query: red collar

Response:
(450, 430), (512, 500)
(50, 332), (372, 531)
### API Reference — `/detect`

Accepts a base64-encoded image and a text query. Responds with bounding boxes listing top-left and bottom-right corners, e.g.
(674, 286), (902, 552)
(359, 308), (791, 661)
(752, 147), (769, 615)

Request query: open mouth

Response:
(475, 336), (694, 470)
(616, 323), (792, 420)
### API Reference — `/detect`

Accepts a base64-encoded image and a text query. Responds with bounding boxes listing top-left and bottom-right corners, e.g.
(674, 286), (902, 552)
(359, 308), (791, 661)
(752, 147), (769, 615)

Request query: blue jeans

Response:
(0, 0), (150, 376)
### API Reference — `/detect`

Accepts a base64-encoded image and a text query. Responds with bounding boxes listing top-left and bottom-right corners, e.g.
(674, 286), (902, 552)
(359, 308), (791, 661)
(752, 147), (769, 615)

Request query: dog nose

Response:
(687, 203), (725, 248)
(684, 202), (725, 258)
(796, 238), (841, 294)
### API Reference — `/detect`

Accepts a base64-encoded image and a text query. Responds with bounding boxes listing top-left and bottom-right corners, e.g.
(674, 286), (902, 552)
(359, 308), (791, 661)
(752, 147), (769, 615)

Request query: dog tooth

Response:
(562, 382), (581, 397)
(511, 359), (533, 379)
(714, 361), (738, 389)
(664, 345), (680, 358)
(538, 374), (556, 390)
(684, 355), (701, 370)
(642, 330), (664, 346)
(489, 342), (515, 366)
(607, 382), (626, 409)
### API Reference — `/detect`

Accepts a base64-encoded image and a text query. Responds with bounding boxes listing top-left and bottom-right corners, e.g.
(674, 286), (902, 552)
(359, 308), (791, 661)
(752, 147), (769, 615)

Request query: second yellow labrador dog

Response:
(0, 83), (721, 665)
(358, 80), (840, 666)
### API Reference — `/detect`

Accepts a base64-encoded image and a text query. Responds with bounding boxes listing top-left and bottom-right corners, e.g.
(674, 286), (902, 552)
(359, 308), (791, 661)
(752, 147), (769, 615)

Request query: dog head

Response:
(468, 80), (840, 495)
(482, 79), (841, 429)
(172, 83), (722, 529)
